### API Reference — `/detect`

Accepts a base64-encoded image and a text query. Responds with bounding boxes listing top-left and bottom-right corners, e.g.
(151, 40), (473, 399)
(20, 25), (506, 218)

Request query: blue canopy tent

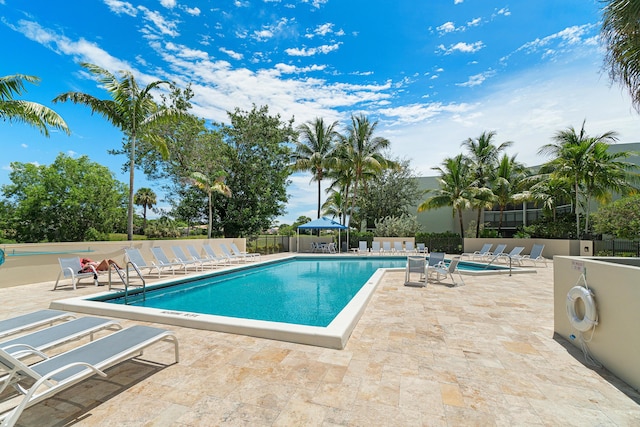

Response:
(297, 217), (347, 253)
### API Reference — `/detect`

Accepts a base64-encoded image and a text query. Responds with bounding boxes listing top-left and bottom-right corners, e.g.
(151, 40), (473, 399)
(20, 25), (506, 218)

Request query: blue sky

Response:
(2, 0), (639, 225)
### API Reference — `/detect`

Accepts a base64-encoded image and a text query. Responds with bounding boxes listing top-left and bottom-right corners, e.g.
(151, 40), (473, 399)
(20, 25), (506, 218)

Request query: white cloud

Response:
(67, 150), (78, 157)
(438, 41), (484, 54)
(139, 7), (179, 37)
(506, 24), (597, 63)
(456, 70), (496, 87)
(437, 22), (456, 34)
(275, 63), (326, 73)
(454, 0), (464, 4)
(21, 144), (27, 148)
(285, 42), (341, 56)
(160, 0), (176, 8)
(103, 0), (137, 16)
(184, 6), (201, 16)
(220, 47), (243, 60)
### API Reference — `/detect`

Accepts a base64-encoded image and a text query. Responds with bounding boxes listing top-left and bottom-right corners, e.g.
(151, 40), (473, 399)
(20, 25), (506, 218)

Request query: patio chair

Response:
(186, 244), (223, 269)
(493, 246), (525, 264)
(371, 241), (382, 255)
(393, 241), (404, 254)
(326, 242), (337, 254)
(416, 243), (428, 254)
(405, 241), (416, 253)
(382, 241), (392, 254)
(124, 248), (164, 278)
(429, 256), (465, 287)
(462, 243), (493, 259)
(151, 247), (189, 274)
(0, 310), (75, 341)
(485, 244), (507, 260)
(404, 256), (427, 287)
(53, 257), (99, 290)
(0, 325), (178, 427)
(230, 242), (261, 261)
(171, 246), (203, 271)
(0, 316), (121, 360)
(202, 244), (233, 265)
(522, 244), (547, 267)
(218, 244), (244, 263)
(357, 241), (368, 255)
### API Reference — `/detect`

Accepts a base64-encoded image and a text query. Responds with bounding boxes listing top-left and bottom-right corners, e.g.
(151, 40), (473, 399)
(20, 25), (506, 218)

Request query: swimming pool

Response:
(51, 255), (531, 349)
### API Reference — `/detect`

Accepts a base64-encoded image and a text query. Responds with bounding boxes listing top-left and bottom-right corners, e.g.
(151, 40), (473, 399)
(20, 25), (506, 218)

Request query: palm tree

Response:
(190, 172), (232, 239)
(515, 176), (573, 222)
(538, 121), (619, 238)
(291, 118), (340, 219)
(339, 114), (395, 229)
(321, 190), (345, 223)
(418, 154), (474, 238)
(1, 74), (69, 136)
(53, 63), (182, 240)
(133, 187), (156, 234)
(493, 154), (528, 235)
(461, 130), (512, 238)
(601, 0), (640, 110)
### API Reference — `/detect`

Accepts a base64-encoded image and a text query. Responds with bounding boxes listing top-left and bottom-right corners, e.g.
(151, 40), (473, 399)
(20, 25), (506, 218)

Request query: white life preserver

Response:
(566, 285), (597, 332)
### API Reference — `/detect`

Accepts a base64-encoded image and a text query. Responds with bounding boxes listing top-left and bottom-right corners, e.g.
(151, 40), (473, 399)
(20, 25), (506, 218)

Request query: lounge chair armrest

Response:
(0, 344), (50, 361)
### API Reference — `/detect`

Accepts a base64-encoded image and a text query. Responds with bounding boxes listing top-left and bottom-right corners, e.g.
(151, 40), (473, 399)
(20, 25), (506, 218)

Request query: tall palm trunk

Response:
(458, 208), (465, 238)
(127, 135), (136, 240)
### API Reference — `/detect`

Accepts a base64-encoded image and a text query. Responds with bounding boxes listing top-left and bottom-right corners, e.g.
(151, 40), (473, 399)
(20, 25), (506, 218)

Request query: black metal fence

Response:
(246, 235), (290, 254)
(419, 236), (464, 254)
(593, 239), (640, 257)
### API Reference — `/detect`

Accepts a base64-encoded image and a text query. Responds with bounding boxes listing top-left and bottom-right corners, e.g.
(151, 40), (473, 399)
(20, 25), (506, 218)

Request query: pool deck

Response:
(1, 254), (639, 426)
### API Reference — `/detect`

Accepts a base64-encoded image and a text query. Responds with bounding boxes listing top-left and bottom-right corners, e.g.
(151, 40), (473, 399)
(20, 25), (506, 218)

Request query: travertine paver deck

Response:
(1, 256), (639, 426)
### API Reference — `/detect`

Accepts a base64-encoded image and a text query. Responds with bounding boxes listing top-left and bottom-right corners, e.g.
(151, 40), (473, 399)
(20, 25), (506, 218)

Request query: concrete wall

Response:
(554, 256), (640, 392)
(463, 238), (580, 258)
(0, 239), (247, 288)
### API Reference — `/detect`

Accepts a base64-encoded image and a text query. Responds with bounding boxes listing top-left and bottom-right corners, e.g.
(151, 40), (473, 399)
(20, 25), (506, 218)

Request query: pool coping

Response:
(49, 255), (535, 349)
(50, 255), (397, 350)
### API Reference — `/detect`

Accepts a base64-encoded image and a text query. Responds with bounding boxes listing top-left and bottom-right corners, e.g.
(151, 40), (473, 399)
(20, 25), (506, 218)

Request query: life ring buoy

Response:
(566, 285), (597, 332)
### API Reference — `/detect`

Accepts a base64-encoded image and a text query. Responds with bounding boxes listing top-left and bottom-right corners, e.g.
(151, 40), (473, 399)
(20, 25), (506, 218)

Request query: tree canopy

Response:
(2, 154), (127, 242)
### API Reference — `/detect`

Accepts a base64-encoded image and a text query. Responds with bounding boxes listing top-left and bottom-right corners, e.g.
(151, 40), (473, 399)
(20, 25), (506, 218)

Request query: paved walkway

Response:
(1, 257), (639, 426)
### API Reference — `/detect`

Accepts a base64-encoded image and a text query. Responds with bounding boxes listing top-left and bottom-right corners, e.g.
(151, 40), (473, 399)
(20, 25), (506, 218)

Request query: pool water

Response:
(106, 257), (408, 327)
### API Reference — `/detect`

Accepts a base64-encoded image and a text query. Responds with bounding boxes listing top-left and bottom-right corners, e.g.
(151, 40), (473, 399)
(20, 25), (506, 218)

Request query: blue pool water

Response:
(102, 257), (508, 327)
(106, 257), (407, 327)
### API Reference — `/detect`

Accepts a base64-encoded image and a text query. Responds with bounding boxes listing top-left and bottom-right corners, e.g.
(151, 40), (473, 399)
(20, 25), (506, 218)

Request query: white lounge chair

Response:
(371, 241), (382, 255)
(485, 244), (507, 260)
(382, 242), (392, 254)
(0, 325), (178, 427)
(150, 247), (189, 274)
(230, 242), (261, 261)
(393, 241), (404, 254)
(493, 246), (525, 265)
(202, 244), (232, 265)
(124, 248), (164, 278)
(405, 241), (416, 253)
(0, 310), (75, 341)
(219, 243), (246, 263)
(53, 257), (99, 290)
(186, 244), (223, 269)
(404, 256), (426, 286)
(521, 244), (547, 267)
(357, 241), (368, 255)
(429, 256), (465, 287)
(462, 243), (493, 259)
(0, 316), (121, 360)
(171, 246), (203, 271)
(416, 243), (428, 254)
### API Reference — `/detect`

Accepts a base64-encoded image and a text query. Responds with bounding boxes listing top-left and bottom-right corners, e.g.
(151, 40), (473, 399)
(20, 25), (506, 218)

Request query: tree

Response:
(133, 187), (156, 234)
(592, 194), (640, 239)
(355, 158), (422, 229)
(338, 114), (395, 229)
(538, 121), (621, 238)
(2, 154), (127, 242)
(461, 130), (512, 238)
(292, 118), (340, 219)
(418, 154), (474, 238)
(0, 74), (70, 136)
(601, 0), (640, 110)
(190, 172), (231, 239)
(53, 63), (183, 240)
(321, 190), (345, 224)
(217, 104), (296, 236)
(492, 154), (528, 235)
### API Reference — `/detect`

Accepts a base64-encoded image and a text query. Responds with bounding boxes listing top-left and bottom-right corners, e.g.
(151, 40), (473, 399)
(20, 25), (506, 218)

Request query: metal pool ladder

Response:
(108, 262), (146, 304)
